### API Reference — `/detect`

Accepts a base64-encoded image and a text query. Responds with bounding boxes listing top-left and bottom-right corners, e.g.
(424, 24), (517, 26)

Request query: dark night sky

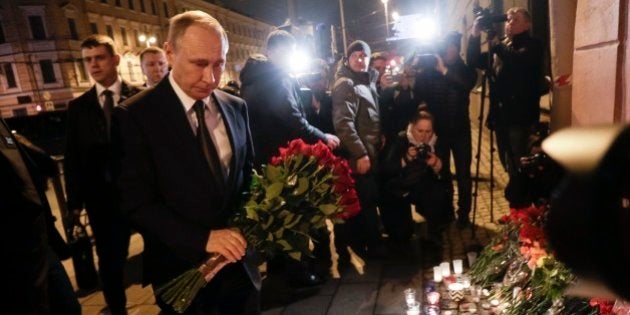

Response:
(218, 0), (435, 50)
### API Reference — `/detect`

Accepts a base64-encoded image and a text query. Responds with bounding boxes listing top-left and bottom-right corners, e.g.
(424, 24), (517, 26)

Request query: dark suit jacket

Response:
(64, 82), (141, 211)
(113, 78), (254, 286)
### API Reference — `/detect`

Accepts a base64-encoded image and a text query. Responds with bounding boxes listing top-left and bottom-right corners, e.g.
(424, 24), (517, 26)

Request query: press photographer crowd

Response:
(2, 2), (629, 315)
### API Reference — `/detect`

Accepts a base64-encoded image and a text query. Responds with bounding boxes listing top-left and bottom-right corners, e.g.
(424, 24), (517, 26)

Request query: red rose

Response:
(519, 224), (545, 244)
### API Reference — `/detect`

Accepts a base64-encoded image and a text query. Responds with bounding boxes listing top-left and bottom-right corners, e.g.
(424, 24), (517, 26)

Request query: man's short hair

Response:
(371, 52), (388, 62)
(81, 34), (117, 56)
(139, 46), (165, 63)
(265, 30), (295, 53)
(167, 10), (228, 53)
(507, 7), (532, 22)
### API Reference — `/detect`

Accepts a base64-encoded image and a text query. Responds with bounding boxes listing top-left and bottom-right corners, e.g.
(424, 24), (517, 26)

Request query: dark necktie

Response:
(102, 90), (114, 136)
(193, 100), (225, 189)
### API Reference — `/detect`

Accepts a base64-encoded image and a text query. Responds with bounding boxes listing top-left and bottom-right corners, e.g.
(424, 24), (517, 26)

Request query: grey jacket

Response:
(332, 63), (382, 173)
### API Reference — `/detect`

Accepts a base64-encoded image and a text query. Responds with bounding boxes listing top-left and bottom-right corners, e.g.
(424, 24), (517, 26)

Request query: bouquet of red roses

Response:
(156, 139), (360, 313)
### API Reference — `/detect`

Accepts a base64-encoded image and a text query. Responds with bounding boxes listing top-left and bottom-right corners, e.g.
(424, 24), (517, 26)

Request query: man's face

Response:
(141, 52), (169, 86)
(82, 45), (120, 87)
(165, 24), (226, 100)
(348, 51), (369, 73)
(372, 58), (386, 77)
(411, 119), (434, 144)
(505, 12), (531, 38)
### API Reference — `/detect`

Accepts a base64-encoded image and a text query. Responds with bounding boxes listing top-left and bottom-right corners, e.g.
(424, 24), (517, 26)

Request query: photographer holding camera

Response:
(467, 7), (544, 207)
(379, 111), (453, 252)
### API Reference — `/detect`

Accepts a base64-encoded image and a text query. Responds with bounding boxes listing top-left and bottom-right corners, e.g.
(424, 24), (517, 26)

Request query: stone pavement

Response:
(49, 91), (533, 314)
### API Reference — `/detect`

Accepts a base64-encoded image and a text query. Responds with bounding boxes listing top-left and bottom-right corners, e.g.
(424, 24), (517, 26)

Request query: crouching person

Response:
(379, 111), (453, 252)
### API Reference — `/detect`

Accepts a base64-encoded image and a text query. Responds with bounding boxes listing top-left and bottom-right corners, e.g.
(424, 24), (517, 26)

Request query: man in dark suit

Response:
(64, 34), (140, 314)
(113, 11), (259, 314)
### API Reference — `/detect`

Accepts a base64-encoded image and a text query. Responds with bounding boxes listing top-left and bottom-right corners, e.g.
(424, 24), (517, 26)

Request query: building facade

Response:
(0, 0), (273, 118)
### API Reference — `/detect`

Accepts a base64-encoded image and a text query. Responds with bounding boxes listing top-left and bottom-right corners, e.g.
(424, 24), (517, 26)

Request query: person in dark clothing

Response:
(14, 133), (81, 315)
(415, 32), (477, 228)
(379, 112), (452, 249)
(240, 30), (339, 287)
(303, 59), (335, 135)
(1, 118), (80, 314)
(65, 35), (140, 314)
(467, 7), (544, 207)
(332, 40), (386, 268)
(380, 63), (420, 142)
(240, 30), (339, 168)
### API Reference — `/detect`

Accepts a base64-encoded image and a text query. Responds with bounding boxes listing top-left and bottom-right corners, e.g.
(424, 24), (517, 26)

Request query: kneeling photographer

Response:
(379, 111), (453, 250)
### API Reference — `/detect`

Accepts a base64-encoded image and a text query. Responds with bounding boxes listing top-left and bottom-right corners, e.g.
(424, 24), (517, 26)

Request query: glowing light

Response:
(138, 34), (147, 42)
(413, 17), (438, 42)
(392, 11), (400, 22)
(288, 49), (310, 74)
(35, 104), (43, 112)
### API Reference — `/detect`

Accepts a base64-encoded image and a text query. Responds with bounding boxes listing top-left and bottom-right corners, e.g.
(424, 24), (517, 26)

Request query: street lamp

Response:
(138, 34), (157, 47)
(381, 0), (389, 39)
(392, 11), (400, 22)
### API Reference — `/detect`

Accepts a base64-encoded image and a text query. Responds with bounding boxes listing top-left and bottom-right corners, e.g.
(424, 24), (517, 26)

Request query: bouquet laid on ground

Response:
(468, 204), (586, 314)
(156, 139), (360, 313)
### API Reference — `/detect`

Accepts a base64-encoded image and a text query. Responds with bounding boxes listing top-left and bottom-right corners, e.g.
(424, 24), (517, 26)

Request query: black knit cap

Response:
(346, 40), (371, 59)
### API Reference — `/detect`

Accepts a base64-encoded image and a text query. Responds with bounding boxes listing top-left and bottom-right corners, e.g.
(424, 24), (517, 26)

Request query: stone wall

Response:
(571, 0), (628, 125)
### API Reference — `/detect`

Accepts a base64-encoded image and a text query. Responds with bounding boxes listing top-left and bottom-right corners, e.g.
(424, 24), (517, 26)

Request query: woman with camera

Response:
(379, 111), (454, 255)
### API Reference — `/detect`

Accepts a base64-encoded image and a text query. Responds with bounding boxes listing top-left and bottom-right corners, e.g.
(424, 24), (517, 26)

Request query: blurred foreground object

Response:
(543, 124), (630, 300)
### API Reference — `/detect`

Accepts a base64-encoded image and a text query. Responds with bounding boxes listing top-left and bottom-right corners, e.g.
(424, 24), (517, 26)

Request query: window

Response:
(77, 61), (88, 82)
(128, 0), (135, 10)
(115, 0), (121, 6)
(0, 23), (5, 43)
(150, 0), (156, 15)
(162, 2), (169, 16)
(68, 18), (78, 40)
(101, 0), (108, 3)
(3, 63), (17, 88)
(139, 0), (146, 13)
(134, 29), (140, 46)
(90, 22), (98, 34)
(106, 25), (113, 39)
(120, 27), (128, 45)
(39, 60), (56, 83)
(28, 16), (46, 40)
(127, 61), (135, 81)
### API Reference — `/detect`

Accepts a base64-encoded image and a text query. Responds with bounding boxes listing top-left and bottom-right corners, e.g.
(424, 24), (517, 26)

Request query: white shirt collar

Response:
(95, 77), (122, 100)
(168, 72), (211, 113)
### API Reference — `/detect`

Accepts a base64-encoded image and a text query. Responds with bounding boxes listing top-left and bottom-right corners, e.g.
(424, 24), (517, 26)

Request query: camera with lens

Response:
(472, 5), (507, 33)
(519, 152), (548, 179)
(410, 142), (431, 160)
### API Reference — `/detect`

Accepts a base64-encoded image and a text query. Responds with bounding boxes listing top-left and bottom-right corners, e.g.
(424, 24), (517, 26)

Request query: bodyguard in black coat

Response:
(114, 11), (259, 314)
(64, 35), (140, 314)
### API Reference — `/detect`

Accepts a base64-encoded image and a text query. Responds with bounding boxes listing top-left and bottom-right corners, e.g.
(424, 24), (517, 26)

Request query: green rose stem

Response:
(155, 253), (228, 313)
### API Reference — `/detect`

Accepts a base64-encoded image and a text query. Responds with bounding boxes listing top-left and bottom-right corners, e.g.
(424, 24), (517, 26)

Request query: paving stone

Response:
(328, 283), (379, 315)
(285, 295), (334, 315)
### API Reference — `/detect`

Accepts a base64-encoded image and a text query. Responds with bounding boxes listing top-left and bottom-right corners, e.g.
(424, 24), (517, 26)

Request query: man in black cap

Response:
(332, 40), (385, 268)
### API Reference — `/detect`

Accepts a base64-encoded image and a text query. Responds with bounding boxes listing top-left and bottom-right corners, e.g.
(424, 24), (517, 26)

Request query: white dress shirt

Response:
(168, 73), (232, 178)
(95, 77), (123, 107)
